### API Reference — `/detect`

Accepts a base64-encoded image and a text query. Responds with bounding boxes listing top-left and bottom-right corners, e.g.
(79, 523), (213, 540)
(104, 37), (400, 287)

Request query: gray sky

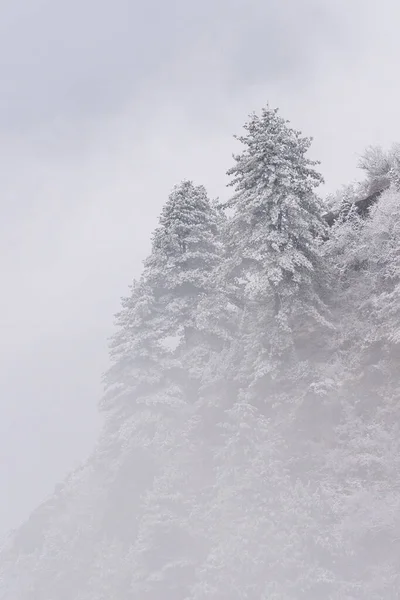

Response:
(1, 0), (400, 537)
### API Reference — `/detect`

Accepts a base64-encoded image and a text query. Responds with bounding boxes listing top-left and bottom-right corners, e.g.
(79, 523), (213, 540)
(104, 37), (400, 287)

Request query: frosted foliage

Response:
(359, 144), (400, 192)
(2, 110), (400, 599)
(359, 145), (392, 180)
(324, 181), (367, 214)
(102, 179), (223, 417)
(224, 107), (330, 337)
(220, 107), (332, 401)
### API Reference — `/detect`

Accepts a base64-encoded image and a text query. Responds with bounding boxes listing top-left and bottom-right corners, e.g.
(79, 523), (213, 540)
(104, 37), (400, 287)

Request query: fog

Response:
(1, 0), (400, 553)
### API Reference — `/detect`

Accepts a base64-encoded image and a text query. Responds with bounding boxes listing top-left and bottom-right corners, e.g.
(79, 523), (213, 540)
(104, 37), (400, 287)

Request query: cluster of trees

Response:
(1, 107), (400, 599)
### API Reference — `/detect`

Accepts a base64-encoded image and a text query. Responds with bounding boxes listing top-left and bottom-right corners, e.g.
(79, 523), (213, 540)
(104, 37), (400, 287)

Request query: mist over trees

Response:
(1, 106), (400, 599)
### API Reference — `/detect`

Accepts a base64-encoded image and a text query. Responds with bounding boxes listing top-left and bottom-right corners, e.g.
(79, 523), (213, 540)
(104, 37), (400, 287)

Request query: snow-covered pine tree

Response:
(187, 107), (336, 598)
(102, 179), (223, 418)
(97, 178), (224, 529)
(221, 106), (332, 404)
(100, 180), (230, 599)
(219, 108), (335, 479)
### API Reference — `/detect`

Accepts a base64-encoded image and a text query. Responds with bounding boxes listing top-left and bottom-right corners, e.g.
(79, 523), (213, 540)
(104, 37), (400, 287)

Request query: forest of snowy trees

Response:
(1, 106), (400, 599)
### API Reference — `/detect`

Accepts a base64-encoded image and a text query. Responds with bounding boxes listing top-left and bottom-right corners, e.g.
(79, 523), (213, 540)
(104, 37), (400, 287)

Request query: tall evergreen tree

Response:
(105, 180), (228, 599)
(188, 107), (336, 598)
(102, 179), (223, 418)
(221, 106), (332, 400)
(99, 179), (224, 544)
(217, 107), (334, 493)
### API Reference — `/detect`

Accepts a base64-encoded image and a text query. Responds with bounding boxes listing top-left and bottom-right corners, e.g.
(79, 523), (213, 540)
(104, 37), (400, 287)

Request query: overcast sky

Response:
(1, 0), (399, 537)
